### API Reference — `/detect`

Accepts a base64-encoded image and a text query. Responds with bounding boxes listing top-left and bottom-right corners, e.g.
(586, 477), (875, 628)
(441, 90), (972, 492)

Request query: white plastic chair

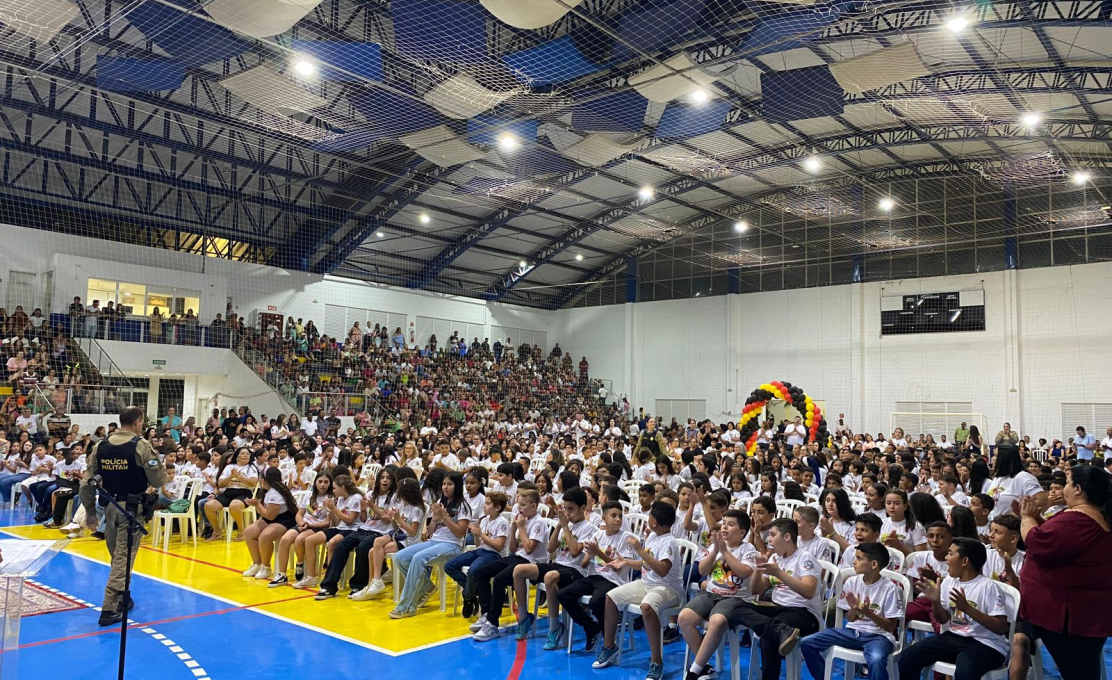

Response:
(224, 481), (260, 542)
(615, 538), (699, 663)
(733, 497), (754, 512)
(822, 569), (912, 680)
(926, 582), (1019, 680)
(747, 559), (839, 680)
(776, 499), (804, 519)
(151, 478), (203, 550)
(886, 547), (905, 573)
(626, 513), (648, 539)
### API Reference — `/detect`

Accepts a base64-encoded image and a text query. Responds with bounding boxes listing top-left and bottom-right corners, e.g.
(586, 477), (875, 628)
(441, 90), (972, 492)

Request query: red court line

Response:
(140, 544), (245, 574)
(507, 640), (528, 680)
(11, 592), (316, 651)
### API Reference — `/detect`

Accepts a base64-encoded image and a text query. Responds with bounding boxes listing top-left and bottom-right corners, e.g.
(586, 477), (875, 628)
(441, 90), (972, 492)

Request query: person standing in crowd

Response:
(1012, 465), (1112, 680)
(1073, 426), (1096, 461)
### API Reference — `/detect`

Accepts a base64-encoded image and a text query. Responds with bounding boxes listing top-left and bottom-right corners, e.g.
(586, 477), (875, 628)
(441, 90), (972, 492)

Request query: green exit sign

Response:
(152, 360), (167, 366)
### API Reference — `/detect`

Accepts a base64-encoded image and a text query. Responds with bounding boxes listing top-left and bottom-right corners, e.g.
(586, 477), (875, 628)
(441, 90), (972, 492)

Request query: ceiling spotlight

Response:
(733, 220), (749, 233)
(1021, 112), (1041, 127)
(638, 186), (654, 200)
(690, 89), (709, 104)
(419, 213), (431, 225)
(945, 16), (969, 33)
(375, 231), (385, 238)
(498, 134), (517, 150)
(803, 156), (822, 173)
(575, 253), (584, 261)
(519, 260), (529, 268)
(878, 197), (896, 211)
(293, 60), (315, 76)
(1072, 171), (1092, 185)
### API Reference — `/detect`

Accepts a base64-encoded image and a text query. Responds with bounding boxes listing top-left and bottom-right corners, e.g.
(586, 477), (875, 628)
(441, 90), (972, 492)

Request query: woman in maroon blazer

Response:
(1014, 464), (1112, 680)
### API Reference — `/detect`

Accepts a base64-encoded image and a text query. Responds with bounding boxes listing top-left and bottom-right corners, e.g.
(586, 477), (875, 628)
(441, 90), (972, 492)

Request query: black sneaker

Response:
(201, 526), (213, 539)
(91, 531), (105, 540)
(98, 610), (123, 626)
(663, 625), (682, 645)
(584, 628), (601, 653)
(268, 574), (289, 588)
(294, 562), (305, 581)
(462, 597), (477, 618)
(314, 589), (335, 601)
(777, 626), (801, 656)
(697, 665), (717, 680)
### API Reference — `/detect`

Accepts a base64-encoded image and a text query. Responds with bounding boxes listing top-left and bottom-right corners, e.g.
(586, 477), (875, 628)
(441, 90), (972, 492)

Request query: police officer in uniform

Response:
(79, 406), (166, 626)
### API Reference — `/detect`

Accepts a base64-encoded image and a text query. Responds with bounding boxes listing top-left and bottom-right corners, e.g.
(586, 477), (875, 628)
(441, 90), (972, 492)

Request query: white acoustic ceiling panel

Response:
(0, 0), (79, 42)
(561, 134), (640, 167)
(480, 0), (585, 29)
(220, 65), (327, 114)
(400, 125), (486, 167)
(423, 74), (514, 119)
(628, 53), (719, 103)
(830, 42), (931, 94)
(205, 0), (321, 38)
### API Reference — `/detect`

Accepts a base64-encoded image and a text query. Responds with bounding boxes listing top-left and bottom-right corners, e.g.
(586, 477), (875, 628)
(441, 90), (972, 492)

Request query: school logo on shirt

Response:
(950, 601), (979, 629)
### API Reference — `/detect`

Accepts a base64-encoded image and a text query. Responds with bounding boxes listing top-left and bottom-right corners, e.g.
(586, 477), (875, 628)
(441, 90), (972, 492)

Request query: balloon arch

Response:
(739, 381), (828, 455)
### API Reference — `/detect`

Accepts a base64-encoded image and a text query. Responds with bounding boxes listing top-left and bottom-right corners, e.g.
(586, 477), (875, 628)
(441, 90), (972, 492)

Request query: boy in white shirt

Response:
(935, 474), (969, 514)
(678, 510), (757, 680)
(801, 542), (903, 680)
(592, 502), (683, 680)
(557, 501), (638, 653)
(446, 491), (509, 618)
(794, 506), (837, 563)
(982, 514), (1024, 588)
(897, 538), (1009, 680)
(729, 518), (822, 680)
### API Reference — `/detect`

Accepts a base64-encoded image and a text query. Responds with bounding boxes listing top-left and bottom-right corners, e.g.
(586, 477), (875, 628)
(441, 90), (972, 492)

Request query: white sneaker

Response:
(472, 620), (499, 642)
(292, 576), (318, 589)
(242, 564), (261, 577)
(60, 523), (79, 535)
(469, 620), (485, 633)
(253, 567), (271, 580)
(365, 579), (386, 597)
(65, 530), (82, 539)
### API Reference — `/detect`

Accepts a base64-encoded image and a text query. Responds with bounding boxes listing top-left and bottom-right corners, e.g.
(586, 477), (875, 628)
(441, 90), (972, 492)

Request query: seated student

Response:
(241, 468), (300, 580)
(747, 496), (776, 552)
(800, 542), (902, 680)
(318, 468), (396, 598)
(513, 488), (598, 648)
(387, 470), (471, 619)
(794, 506), (837, 563)
(684, 488), (729, 545)
(730, 518), (822, 680)
(592, 501), (683, 680)
(557, 501), (637, 652)
(897, 538), (1009, 680)
(471, 489), (550, 641)
(678, 510), (757, 680)
(637, 483), (656, 514)
(270, 473), (332, 587)
(969, 493), (993, 543)
(838, 514), (882, 570)
(349, 476), (425, 596)
(493, 462), (518, 499)
(982, 514), (1023, 588)
(1040, 472), (1066, 520)
(936, 474), (969, 514)
(446, 491), (509, 617)
(881, 489), (927, 555)
(904, 521), (952, 627)
(305, 476), (362, 593)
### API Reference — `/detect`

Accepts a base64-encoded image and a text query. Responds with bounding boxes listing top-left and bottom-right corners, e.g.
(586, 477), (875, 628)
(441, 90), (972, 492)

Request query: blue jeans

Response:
(393, 540), (461, 613)
(444, 548), (500, 600)
(801, 627), (895, 680)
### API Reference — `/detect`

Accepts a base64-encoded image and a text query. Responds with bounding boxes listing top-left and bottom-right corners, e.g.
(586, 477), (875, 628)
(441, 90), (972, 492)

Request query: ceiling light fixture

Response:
(945, 16), (969, 33)
(733, 220), (749, 233)
(575, 253), (584, 261)
(293, 60), (315, 76)
(878, 197), (896, 211)
(375, 231), (385, 238)
(638, 186), (654, 200)
(803, 156), (822, 173)
(498, 134), (517, 150)
(1072, 170), (1092, 185)
(690, 89), (709, 104)
(419, 213), (431, 225)
(519, 260), (529, 268)
(1021, 112), (1041, 127)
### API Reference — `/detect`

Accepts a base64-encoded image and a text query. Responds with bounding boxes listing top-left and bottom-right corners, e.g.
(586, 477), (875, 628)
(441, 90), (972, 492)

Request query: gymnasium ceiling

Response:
(1, 0), (1111, 308)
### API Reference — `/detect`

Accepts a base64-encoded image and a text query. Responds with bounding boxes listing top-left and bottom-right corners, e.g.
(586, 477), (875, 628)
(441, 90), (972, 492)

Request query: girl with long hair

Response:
(277, 472), (333, 588)
(355, 477), (425, 599)
(881, 488), (926, 554)
(242, 467), (299, 580)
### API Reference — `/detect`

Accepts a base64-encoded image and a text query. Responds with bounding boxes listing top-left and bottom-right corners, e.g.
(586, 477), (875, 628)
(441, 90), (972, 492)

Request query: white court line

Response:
(2, 529), (471, 658)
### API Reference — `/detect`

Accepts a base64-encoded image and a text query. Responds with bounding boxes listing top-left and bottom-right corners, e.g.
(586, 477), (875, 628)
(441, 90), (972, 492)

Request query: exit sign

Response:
(152, 360), (166, 366)
(267, 305), (277, 311)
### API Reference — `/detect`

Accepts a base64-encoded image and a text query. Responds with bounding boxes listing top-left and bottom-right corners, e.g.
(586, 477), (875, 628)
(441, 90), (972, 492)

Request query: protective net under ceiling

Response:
(0, 0), (1109, 311)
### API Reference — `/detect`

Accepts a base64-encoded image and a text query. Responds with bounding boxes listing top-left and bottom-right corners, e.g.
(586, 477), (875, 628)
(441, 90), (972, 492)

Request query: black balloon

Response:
(819, 419), (827, 427)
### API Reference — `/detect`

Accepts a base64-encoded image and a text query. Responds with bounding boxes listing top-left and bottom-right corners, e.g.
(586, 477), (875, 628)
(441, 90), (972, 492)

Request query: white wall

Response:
(553, 262), (1112, 440)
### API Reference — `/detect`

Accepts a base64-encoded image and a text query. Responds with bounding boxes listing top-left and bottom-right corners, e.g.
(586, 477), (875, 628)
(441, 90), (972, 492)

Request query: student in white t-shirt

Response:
(881, 489), (927, 554)
(727, 518), (822, 680)
(982, 514), (1024, 588)
(800, 542), (903, 680)
(678, 510), (757, 680)
(794, 506), (837, 564)
(241, 467), (299, 580)
(592, 502), (683, 680)
(897, 538), (1009, 679)
(982, 448), (1044, 520)
(444, 490), (510, 617)
(935, 473), (969, 515)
